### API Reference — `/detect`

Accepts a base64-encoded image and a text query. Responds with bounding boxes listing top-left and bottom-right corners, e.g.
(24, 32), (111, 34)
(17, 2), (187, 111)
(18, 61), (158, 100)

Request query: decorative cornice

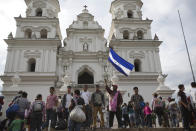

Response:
(109, 39), (162, 47)
(0, 75), (58, 83)
(113, 19), (152, 24)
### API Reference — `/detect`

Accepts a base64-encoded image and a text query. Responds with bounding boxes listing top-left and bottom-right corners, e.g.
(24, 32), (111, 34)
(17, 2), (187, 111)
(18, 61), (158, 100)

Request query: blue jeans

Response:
(45, 109), (56, 128)
(68, 119), (82, 131)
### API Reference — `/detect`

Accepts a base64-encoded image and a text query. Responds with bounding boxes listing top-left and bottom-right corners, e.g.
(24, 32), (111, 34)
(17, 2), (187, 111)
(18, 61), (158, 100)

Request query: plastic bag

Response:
(25, 109), (30, 118)
(70, 106), (86, 123)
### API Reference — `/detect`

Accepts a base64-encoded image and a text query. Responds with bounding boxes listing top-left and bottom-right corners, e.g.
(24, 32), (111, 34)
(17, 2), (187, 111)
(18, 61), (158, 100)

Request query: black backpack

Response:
(55, 119), (67, 130)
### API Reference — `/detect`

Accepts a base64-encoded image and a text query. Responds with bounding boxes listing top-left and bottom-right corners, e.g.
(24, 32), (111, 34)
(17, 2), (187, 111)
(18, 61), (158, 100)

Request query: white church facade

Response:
(0, 0), (174, 114)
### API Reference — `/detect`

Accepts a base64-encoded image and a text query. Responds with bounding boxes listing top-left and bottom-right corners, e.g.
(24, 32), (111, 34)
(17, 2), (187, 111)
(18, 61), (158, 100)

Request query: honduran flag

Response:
(108, 48), (134, 76)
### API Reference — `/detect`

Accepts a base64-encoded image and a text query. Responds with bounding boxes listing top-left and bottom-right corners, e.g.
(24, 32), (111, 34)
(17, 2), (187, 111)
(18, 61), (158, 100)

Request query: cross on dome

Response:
(82, 5), (89, 13)
(84, 5), (88, 10)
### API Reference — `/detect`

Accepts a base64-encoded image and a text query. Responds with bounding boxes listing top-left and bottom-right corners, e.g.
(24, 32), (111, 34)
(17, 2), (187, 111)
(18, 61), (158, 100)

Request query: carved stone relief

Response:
(33, 0), (46, 8)
(115, 8), (123, 19)
(129, 50), (145, 59)
(26, 8), (32, 16)
(80, 37), (92, 44)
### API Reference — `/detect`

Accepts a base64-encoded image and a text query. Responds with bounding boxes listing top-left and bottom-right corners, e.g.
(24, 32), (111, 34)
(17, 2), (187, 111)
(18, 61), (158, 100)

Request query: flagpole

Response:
(178, 10), (196, 83)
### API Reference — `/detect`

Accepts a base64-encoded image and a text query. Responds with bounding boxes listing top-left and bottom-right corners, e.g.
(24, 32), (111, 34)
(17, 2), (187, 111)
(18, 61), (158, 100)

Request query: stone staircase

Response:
(49, 128), (196, 131)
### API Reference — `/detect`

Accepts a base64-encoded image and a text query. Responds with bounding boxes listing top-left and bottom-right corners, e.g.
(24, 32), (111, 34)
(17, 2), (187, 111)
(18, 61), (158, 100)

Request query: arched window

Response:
(127, 10), (133, 18)
(137, 30), (143, 40)
(25, 29), (32, 39)
(83, 21), (88, 28)
(134, 59), (141, 72)
(123, 30), (129, 39)
(36, 8), (43, 17)
(40, 29), (47, 38)
(28, 58), (36, 72)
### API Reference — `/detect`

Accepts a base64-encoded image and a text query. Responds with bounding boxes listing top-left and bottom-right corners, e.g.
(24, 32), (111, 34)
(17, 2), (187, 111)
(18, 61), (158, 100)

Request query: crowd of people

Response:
(0, 82), (196, 131)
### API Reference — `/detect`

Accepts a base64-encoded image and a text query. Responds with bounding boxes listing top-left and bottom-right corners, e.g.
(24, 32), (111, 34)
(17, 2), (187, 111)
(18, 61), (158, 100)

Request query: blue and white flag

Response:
(108, 48), (134, 76)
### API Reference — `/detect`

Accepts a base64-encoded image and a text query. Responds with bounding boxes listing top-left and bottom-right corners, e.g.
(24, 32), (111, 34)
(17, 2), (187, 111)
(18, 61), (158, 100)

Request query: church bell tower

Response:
(108, 0), (163, 102)
(1, 0), (62, 104)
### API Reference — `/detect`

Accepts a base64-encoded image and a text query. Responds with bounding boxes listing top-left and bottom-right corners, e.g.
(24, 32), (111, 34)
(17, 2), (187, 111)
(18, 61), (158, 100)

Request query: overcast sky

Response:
(0, 0), (195, 90)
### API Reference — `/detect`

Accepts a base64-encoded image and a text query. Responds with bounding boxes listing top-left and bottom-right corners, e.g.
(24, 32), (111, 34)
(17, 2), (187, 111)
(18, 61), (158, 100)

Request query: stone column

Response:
(146, 50), (152, 72)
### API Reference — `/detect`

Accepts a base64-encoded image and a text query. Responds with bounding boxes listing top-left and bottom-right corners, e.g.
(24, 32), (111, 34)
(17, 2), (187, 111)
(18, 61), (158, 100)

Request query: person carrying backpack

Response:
(81, 85), (92, 129)
(167, 97), (178, 127)
(91, 84), (105, 129)
(15, 92), (30, 119)
(152, 93), (164, 127)
(68, 90), (85, 131)
(29, 94), (45, 131)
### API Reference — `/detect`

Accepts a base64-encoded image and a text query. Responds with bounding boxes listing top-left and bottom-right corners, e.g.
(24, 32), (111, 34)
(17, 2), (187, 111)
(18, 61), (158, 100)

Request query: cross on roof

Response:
(84, 5), (87, 10)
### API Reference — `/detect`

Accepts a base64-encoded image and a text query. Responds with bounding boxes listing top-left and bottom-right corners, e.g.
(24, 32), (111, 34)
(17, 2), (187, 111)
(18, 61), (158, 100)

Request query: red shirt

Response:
(46, 94), (57, 109)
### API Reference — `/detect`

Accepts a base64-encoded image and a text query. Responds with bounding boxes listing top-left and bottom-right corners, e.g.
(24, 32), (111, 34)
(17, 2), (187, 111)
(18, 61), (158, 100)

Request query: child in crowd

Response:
(144, 102), (152, 128)
(127, 101), (135, 128)
(122, 103), (130, 128)
(8, 114), (26, 131)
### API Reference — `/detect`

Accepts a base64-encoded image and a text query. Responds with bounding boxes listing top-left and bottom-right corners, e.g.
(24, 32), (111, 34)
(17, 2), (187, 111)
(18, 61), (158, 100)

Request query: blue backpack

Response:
(140, 102), (145, 109)
(6, 104), (19, 118)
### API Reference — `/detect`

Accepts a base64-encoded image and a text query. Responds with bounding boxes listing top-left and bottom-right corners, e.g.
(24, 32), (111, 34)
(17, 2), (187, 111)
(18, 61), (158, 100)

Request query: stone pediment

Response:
(67, 9), (103, 31)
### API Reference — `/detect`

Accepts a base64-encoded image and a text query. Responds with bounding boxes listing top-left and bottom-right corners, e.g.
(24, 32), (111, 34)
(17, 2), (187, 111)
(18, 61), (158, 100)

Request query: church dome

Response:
(77, 9), (94, 21)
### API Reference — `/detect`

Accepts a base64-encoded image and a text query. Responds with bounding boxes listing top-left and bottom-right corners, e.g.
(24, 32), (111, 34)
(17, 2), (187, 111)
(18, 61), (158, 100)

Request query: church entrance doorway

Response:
(78, 69), (94, 84)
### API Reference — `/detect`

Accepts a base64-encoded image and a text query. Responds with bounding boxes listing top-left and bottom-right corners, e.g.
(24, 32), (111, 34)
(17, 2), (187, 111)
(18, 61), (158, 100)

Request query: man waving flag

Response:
(108, 48), (134, 76)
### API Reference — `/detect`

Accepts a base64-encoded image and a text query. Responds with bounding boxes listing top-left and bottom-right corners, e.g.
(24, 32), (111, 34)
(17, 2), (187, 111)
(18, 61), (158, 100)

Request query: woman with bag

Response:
(68, 90), (85, 131)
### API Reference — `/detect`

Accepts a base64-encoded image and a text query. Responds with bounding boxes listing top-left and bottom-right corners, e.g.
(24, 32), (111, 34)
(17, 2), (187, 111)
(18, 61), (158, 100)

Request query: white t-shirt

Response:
(81, 91), (91, 105)
(65, 94), (72, 108)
